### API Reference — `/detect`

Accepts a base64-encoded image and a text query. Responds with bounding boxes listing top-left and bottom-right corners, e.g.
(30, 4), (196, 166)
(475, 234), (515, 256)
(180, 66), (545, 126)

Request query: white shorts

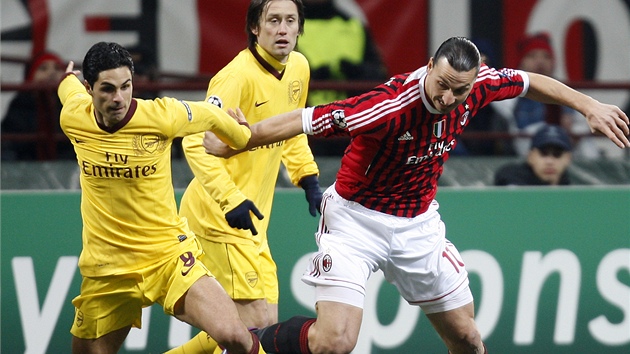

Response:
(302, 185), (472, 314)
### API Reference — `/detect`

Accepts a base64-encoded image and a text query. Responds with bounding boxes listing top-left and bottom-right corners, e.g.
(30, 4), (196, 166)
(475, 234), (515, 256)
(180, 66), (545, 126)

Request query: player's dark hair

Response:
(82, 42), (134, 87)
(433, 37), (481, 74)
(246, 0), (305, 48)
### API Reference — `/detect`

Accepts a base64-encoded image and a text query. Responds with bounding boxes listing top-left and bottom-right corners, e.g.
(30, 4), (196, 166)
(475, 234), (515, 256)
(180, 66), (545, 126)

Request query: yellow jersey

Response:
(180, 44), (319, 245)
(58, 74), (251, 276)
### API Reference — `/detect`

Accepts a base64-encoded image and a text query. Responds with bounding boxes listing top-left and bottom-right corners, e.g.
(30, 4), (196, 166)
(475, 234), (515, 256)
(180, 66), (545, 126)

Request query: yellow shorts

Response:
(198, 237), (278, 304)
(70, 237), (212, 339)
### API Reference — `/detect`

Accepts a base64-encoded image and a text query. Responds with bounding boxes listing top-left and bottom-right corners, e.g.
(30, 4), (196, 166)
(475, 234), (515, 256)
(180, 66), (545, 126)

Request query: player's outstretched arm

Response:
(526, 72), (630, 148)
(204, 108), (305, 157)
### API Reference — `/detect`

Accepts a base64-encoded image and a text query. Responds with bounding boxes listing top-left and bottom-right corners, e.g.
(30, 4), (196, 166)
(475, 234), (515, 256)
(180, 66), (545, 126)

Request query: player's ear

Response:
(83, 80), (93, 95)
(250, 25), (259, 37)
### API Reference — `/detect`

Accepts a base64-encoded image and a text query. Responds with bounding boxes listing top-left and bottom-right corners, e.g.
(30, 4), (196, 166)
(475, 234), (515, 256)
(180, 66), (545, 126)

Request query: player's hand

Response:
(65, 61), (81, 76)
(584, 101), (630, 148)
(300, 175), (322, 217)
(227, 107), (248, 125)
(204, 131), (236, 158)
(225, 200), (264, 235)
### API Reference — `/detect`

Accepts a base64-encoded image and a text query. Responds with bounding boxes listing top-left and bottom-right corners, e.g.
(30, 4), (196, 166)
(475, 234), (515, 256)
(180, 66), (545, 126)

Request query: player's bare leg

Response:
(307, 301), (363, 354)
(165, 297), (274, 353)
(254, 300), (362, 354)
(71, 325), (131, 354)
(234, 299), (276, 328)
(173, 275), (259, 354)
(425, 302), (486, 354)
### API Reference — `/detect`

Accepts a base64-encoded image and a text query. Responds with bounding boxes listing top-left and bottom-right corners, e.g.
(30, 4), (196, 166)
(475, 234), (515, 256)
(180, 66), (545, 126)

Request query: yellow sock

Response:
(257, 342), (267, 354)
(164, 331), (218, 354)
(209, 335), (266, 354)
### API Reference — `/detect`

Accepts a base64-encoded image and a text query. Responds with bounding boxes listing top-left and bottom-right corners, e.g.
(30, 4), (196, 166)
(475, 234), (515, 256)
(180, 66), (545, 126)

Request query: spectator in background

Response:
(1, 51), (73, 160)
(492, 32), (597, 159)
(495, 124), (573, 186)
(299, 0), (388, 155)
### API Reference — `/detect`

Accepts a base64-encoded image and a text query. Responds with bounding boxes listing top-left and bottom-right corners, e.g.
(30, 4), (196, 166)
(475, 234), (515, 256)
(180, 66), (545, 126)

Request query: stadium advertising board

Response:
(2, 189), (628, 353)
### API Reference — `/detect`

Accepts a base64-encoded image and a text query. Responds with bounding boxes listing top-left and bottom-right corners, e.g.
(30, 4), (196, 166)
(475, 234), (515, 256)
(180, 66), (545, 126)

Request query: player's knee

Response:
(447, 327), (483, 354)
(309, 328), (357, 354)
(235, 299), (274, 328)
(211, 323), (251, 350)
(245, 311), (272, 329)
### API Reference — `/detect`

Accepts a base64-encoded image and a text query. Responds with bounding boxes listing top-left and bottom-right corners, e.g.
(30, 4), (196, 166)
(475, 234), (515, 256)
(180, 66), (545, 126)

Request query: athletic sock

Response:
(252, 316), (315, 354)
(248, 331), (262, 354)
(164, 331), (218, 354)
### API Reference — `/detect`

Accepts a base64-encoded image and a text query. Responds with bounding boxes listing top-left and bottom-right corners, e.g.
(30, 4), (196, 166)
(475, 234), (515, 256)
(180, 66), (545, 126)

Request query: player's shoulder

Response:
(476, 65), (526, 84)
(135, 96), (184, 114)
(289, 50), (308, 64)
(214, 50), (255, 81)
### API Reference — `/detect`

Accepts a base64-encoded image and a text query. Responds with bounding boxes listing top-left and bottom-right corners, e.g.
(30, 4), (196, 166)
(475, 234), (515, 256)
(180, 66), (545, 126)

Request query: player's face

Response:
(86, 66), (133, 127)
(424, 57), (477, 114)
(252, 0), (300, 63)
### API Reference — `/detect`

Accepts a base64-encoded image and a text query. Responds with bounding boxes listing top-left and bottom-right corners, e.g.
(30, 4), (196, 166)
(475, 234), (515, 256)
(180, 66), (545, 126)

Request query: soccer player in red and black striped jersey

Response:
(204, 36), (630, 354)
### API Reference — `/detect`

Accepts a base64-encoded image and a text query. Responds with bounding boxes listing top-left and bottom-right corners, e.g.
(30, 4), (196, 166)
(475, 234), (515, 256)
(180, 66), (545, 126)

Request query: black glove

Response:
(300, 175), (322, 217)
(225, 200), (264, 235)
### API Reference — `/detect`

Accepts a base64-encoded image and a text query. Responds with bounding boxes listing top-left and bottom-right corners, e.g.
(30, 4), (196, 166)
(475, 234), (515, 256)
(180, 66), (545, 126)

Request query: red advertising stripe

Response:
(196, 0), (248, 75)
(27, 0), (49, 55)
(356, 0), (428, 74)
(564, 21), (585, 81)
(84, 16), (112, 32)
(502, 0), (538, 68)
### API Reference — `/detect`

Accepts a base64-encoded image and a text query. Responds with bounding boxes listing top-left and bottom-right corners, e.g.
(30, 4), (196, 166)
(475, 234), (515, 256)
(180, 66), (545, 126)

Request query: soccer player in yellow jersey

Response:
(169, 0), (321, 353)
(59, 42), (264, 354)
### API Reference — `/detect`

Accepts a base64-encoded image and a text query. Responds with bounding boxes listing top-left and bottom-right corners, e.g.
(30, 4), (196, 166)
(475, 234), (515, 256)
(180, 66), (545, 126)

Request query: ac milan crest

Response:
(322, 254), (333, 272)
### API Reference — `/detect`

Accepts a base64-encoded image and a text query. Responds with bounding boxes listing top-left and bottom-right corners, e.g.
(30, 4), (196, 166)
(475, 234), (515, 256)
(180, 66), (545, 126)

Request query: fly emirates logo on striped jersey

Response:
(405, 139), (456, 165)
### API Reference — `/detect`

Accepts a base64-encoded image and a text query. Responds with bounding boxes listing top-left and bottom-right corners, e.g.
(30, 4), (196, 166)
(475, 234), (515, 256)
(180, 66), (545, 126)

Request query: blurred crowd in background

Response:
(1, 0), (629, 186)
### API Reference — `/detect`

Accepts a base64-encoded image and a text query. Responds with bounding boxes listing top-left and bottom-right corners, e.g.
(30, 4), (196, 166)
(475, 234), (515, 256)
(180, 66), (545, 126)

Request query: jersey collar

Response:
(250, 43), (287, 80)
(95, 98), (137, 133)
(412, 66), (441, 115)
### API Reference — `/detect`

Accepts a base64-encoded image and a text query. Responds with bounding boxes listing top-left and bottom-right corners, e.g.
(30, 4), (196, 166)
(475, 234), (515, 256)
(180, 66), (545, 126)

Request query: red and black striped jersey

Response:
(303, 65), (528, 217)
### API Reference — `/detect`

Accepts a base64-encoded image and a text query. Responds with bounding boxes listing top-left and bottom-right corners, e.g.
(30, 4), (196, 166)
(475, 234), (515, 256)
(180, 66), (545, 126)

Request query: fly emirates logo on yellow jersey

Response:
(79, 134), (166, 179)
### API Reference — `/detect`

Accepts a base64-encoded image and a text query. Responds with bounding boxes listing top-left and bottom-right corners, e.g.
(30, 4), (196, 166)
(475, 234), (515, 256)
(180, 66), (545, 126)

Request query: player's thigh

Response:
(72, 325), (131, 354)
(198, 238), (265, 300)
(178, 275), (248, 342)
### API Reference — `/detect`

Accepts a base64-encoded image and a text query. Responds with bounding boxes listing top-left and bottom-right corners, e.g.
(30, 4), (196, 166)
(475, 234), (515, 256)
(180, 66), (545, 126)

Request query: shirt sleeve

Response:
(183, 71), (248, 213)
(181, 132), (247, 213)
(58, 74), (87, 106)
(171, 99), (251, 149)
